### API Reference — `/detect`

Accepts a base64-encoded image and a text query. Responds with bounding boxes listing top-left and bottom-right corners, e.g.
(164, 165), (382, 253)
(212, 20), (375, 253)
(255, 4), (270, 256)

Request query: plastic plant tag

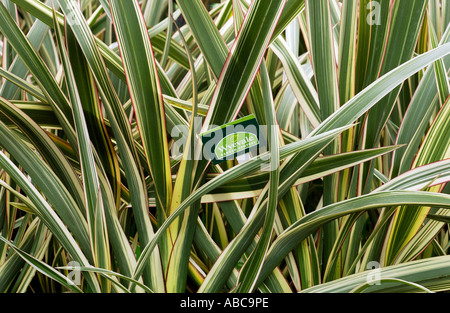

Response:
(200, 114), (266, 165)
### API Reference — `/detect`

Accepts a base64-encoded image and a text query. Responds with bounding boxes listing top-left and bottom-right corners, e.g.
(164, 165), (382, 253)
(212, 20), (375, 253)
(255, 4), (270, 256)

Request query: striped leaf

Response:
(0, 235), (83, 293)
(301, 255), (450, 293)
(109, 0), (172, 216)
(382, 97), (450, 265)
(202, 0), (286, 128)
(53, 9), (111, 290)
(234, 63), (280, 293)
(256, 191), (450, 289)
(0, 151), (100, 292)
(131, 125), (353, 290)
(0, 1), (77, 149)
(56, 0), (165, 291)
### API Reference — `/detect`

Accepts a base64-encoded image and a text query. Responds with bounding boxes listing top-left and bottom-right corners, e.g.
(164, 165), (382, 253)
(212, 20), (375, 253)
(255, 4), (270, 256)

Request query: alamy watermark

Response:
(65, 261), (81, 286)
(367, 1), (381, 26)
(49, 0), (81, 26)
(366, 261), (381, 286)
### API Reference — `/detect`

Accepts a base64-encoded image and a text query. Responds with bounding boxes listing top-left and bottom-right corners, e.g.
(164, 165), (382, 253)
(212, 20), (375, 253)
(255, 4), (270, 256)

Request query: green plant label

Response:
(200, 114), (265, 165)
(214, 132), (259, 159)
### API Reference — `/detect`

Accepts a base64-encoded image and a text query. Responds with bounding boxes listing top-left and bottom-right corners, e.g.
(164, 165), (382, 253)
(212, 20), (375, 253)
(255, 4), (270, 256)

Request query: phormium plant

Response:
(0, 0), (449, 293)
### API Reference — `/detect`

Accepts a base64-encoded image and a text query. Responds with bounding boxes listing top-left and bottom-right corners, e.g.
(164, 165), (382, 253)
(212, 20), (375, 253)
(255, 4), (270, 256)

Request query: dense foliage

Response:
(0, 0), (449, 293)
